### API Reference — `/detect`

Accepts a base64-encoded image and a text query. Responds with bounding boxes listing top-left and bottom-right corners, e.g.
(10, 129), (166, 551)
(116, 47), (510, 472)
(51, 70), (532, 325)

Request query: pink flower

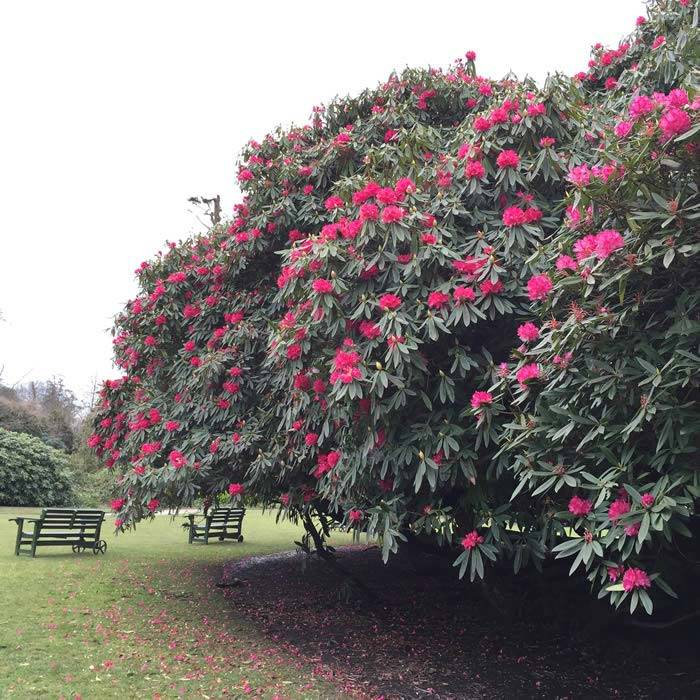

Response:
(539, 137), (556, 148)
(380, 206), (406, 223)
(183, 304), (200, 319)
(287, 344), (302, 360)
(359, 320), (381, 340)
(594, 229), (624, 258)
(526, 274), (553, 301)
(568, 495), (592, 517)
(629, 95), (655, 119)
(574, 234), (598, 261)
(312, 278), (333, 294)
(625, 522), (641, 537)
(330, 344), (362, 384)
(453, 257), (485, 275)
(140, 441), (161, 456)
(348, 509), (363, 523)
(496, 149), (520, 169)
(525, 206), (543, 223)
(110, 498), (126, 512)
(480, 279), (504, 296)
(614, 120), (633, 138)
(651, 35), (666, 50)
(502, 206), (526, 227)
(228, 483), (244, 497)
(304, 432), (318, 447)
(517, 322), (539, 342)
(453, 286), (476, 303)
(659, 107), (691, 140)
(359, 203), (379, 221)
(421, 232), (437, 245)
(556, 255), (577, 271)
(516, 363), (540, 386)
(608, 564), (625, 582)
(169, 450), (187, 469)
(622, 567), (651, 591)
(147, 498), (159, 513)
(395, 177), (416, 197)
(641, 493), (655, 508)
(465, 160), (486, 179)
(461, 530), (484, 549)
(667, 88), (689, 107)
(465, 50), (476, 61)
(324, 195), (344, 210)
(473, 116), (491, 132)
(379, 293), (402, 311)
(608, 497), (630, 521)
(567, 164), (591, 187)
(377, 187), (398, 205)
(427, 291), (451, 309)
(470, 391), (493, 409)
(314, 450), (341, 478)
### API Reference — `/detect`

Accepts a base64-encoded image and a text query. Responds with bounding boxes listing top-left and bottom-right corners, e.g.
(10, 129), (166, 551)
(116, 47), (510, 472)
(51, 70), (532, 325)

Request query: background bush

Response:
(0, 427), (75, 506)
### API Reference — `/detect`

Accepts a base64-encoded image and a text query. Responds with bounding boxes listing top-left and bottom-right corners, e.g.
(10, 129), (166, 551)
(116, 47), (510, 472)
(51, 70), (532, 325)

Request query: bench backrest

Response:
(207, 507), (245, 524)
(38, 508), (105, 531)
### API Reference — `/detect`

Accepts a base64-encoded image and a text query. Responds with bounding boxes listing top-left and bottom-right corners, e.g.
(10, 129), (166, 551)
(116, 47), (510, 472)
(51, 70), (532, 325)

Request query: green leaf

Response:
(638, 512), (650, 543)
(662, 248), (675, 268)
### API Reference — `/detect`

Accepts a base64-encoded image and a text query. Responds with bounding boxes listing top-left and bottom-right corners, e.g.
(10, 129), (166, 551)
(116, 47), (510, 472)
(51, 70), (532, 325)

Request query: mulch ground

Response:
(216, 545), (699, 700)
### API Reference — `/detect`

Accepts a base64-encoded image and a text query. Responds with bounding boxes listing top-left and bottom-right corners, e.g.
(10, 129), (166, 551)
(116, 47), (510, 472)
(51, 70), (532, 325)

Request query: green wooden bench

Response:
(183, 507), (245, 544)
(10, 508), (107, 557)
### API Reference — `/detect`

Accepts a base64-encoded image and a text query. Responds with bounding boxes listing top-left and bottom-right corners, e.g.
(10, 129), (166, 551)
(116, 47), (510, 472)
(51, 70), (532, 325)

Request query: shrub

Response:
(70, 467), (113, 508)
(0, 428), (75, 506)
(90, 0), (698, 614)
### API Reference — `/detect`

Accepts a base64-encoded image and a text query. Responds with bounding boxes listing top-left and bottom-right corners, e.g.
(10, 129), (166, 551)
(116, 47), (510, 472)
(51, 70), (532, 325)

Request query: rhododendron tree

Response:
(90, 0), (698, 615)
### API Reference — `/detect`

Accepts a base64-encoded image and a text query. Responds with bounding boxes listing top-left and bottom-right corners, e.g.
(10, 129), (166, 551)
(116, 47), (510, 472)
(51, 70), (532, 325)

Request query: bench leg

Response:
(14, 523), (23, 556)
(188, 525), (194, 544)
(30, 530), (38, 558)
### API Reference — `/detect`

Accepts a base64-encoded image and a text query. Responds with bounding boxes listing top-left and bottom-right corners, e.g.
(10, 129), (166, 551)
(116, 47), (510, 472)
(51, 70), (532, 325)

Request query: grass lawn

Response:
(0, 507), (355, 699)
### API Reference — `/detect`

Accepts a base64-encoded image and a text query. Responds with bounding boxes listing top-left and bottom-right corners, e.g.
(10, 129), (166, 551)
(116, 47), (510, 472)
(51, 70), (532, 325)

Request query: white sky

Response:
(0, 0), (647, 402)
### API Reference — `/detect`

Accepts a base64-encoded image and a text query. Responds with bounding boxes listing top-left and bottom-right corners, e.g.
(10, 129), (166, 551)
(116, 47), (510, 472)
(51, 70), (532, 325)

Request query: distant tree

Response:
(0, 395), (48, 439)
(16, 377), (79, 451)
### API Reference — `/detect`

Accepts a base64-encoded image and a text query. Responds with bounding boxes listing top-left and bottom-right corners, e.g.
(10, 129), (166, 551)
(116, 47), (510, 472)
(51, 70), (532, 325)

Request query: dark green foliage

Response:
(0, 427), (75, 506)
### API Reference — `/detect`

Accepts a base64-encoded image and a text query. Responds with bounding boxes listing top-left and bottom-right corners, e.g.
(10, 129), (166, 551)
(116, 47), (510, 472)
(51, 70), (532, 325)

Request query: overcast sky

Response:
(0, 0), (647, 402)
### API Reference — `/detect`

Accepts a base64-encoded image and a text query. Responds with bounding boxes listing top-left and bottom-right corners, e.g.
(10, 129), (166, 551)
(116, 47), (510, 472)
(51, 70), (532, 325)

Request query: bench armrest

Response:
(9, 517), (41, 523)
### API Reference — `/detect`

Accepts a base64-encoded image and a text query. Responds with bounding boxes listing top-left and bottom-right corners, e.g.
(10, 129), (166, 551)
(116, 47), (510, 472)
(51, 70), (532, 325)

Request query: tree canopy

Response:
(90, 0), (699, 614)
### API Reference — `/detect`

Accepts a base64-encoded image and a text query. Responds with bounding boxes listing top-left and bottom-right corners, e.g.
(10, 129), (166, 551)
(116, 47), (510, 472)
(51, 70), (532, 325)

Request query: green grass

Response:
(0, 507), (354, 699)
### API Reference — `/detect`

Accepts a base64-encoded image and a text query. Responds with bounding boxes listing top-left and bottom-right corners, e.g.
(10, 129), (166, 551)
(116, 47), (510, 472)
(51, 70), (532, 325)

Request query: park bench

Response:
(183, 507), (245, 544)
(10, 508), (107, 557)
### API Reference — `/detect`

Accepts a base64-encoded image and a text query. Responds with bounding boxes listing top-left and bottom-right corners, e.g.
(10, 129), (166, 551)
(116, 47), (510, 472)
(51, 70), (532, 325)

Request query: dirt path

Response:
(213, 546), (699, 699)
